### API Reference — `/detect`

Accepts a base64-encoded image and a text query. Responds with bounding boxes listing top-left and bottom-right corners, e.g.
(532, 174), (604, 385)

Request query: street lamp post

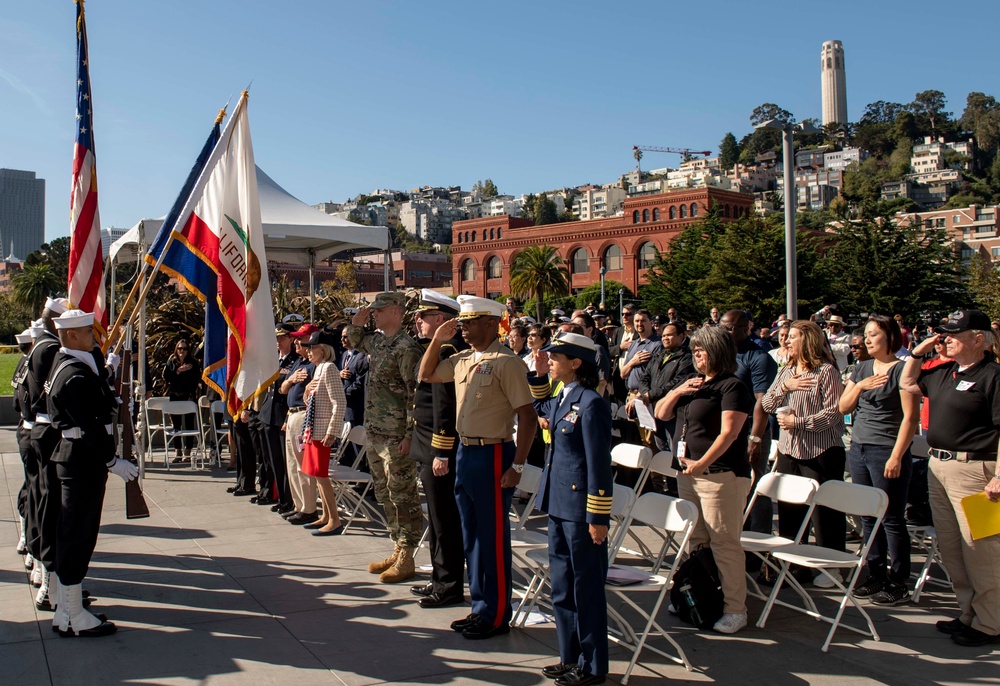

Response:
(755, 118), (819, 320)
(618, 288), (624, 318)
(599, 266), (607, 309)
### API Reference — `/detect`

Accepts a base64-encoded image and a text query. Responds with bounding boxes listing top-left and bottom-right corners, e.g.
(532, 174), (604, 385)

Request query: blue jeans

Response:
(847, 442), (912, 584)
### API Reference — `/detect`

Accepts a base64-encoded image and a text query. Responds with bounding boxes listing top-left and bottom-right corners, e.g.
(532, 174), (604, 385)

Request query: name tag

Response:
(676, 440), (687, 459)
(956, 380), (976, 392)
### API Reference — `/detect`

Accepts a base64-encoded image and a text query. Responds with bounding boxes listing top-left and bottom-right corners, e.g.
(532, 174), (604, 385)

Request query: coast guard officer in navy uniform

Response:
(418, 295), (536, 640)
(529, 332), (613, 686)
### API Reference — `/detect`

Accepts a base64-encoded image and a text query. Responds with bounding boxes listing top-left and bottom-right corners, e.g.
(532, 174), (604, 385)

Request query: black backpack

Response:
(669, 545), (725, 630)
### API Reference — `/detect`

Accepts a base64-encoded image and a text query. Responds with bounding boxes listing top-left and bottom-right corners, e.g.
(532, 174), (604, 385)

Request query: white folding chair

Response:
(161, 400), (206, 469)
(606, 493), (699, 682)
(612, 443), (654, 560)
(741, 472), (821, 606)
(206, 400), (231, 467)
(757, 480), (889, 652)
(142, 396), (171, 464)
(329, 426), (386, 533)
(509, 464), (551, 585)
(908, 525), (951, 602)
(513, 482), (638, 628)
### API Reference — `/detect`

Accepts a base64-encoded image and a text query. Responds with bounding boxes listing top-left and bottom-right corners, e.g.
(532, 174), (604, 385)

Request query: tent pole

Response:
(109, 252), (116, 325)
(384, 250), (391, 291)
(309, 249), (316, 322)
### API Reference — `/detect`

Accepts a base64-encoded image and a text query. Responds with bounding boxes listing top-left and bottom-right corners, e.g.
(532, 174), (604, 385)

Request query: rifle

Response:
(116, 347), (150, 519)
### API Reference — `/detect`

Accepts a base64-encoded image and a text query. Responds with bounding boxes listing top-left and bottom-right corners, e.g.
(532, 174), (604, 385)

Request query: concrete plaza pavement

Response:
(1, 426), (997, 686)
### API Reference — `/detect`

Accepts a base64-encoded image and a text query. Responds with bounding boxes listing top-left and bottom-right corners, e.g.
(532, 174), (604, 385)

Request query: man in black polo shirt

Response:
(720, 310), (777, 538)
(901, 309), (1000, 647)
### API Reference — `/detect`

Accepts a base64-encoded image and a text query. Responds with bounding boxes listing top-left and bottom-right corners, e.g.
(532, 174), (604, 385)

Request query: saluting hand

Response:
(912, 333), (941, 358)
(351, 307), (371, 327)
(535, 350), (550, 376)
(433, 318), (458, 343)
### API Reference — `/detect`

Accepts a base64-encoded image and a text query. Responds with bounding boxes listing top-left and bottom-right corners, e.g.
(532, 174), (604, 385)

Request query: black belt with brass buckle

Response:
(459, 436), (504, 447)
(287, 407), (305, 414)
(928, 448), (997, 462)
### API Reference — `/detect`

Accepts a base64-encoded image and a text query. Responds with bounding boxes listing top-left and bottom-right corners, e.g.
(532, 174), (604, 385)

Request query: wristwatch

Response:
(748, 435), (762, 445)
(511, 462), (525, 474)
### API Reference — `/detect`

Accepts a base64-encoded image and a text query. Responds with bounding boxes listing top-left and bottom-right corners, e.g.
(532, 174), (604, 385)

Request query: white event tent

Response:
(109, 166), (392, 321)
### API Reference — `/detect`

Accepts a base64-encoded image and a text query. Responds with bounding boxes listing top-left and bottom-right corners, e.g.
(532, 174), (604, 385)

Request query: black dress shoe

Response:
(542, 663), (576, 679)
(232, 489), (255, 497)
(461, 618), (511, 640)
(419, 592), (464, 609)
(554, 667), (606, 686)
(450, 613), (480, 633)
(226, 486), (237, 493)
(287, 512), (319, 525)
(952, 625), (1000, 647)
(255, 497), (277, 506)
(936, 617), (968, 635)
(281, 509), (299, 519)
(410, 582), (434, 598)
(58, 619), (117, 638)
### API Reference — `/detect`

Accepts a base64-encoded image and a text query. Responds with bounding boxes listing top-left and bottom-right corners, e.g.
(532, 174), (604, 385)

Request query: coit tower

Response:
(821, 40), (847, 126)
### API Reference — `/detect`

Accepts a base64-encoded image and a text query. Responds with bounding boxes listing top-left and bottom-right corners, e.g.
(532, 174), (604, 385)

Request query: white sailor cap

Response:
(455, 295), (506, 321)
(29, 319), (46, 338)
(54, 309), (95, 330)
(414, 289), (459, 315)
(15, 330), (32, 345)
(44, 297), (73, 315)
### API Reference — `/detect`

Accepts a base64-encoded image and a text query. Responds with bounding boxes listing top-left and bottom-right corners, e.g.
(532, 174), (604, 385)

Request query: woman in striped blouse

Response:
(762, 321), (847, 561)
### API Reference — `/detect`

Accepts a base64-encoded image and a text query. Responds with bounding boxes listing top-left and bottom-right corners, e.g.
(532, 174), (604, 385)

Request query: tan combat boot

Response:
(367, 544), (400, 574)
(379, 546), (415, 584)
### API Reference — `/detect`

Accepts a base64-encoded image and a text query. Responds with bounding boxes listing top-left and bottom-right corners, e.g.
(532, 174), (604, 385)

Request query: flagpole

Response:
(104, 104), (230, 354)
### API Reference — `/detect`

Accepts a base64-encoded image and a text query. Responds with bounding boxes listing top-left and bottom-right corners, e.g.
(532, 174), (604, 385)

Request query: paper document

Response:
(961, 491), (1000, 541)
(633, 399), (657, 431)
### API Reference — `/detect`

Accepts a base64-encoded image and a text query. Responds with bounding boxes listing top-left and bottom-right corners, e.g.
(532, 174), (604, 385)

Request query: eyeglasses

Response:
(719, 324), (736, 332)
(527, 333), (539, 338)
(849, 344), (863, 350)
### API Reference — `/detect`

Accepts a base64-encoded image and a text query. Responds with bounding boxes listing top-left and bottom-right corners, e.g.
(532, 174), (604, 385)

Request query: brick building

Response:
(451, 187), (753, 299)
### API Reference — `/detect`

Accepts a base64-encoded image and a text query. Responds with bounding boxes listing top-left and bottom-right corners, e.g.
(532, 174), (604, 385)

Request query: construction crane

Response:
(632, 145), (712, 171)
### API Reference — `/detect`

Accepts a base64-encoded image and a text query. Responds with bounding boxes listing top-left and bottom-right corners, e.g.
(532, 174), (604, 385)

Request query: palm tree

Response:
(12, 263), (61, 318)
(509, 245), (570, 322)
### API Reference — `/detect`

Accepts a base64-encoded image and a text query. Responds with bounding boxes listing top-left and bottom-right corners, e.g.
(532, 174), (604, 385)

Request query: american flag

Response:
(68, 0), (107, 331)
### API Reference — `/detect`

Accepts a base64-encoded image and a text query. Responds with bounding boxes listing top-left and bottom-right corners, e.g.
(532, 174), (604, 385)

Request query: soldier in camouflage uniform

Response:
(347, 292), (424, 583)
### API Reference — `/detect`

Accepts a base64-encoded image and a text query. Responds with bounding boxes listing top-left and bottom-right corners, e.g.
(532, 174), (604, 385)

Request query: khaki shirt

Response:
(435, 339), (532, 441)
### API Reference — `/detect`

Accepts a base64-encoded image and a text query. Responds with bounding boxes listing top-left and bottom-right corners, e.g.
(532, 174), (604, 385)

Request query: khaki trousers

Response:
(678, 471), (751, 615)
(928, 457), (1000, 635)
(284, 412), (316, 514)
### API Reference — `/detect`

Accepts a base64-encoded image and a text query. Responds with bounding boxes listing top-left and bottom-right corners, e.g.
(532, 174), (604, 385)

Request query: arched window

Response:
(679, 204), (688, 219)
(633, 210), (640, 223)
(457, 233), (463, 243)
(642, 209), (650, 222)
(572, 248), (589, 274)
(603, 244), (622, 271)
(464, 232), (470, 243)
(487, 256), (502, 279)
(462, 259), (476, 281)
(690, 203), (698, 218)
(669, 206), (677, 220)
(637, 241), (657, 269)
(653, 208), (661, 221)
(470, 231), (476, 243)
(497, 228), (502, 239)
(482, 229), (488, 241)
(725, 204), (731, 217)
(489, 228), (494, 240)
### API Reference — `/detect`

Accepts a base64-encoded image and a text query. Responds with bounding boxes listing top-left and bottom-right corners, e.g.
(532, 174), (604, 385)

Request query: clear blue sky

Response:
(2, 0), (996, 242)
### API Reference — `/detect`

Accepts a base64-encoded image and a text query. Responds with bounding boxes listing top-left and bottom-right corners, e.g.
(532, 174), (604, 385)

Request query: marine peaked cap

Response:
(455, 295), (506, 321)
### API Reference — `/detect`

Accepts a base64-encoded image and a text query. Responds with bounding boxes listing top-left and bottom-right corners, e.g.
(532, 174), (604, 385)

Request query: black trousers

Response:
(263, 423), (291, 507)
(412, 425), (464, 599)
(248, 415), (273, 499)
(16, 425), (31, 521)
(231, 419), (257, 492)
(776, 446), (847, 553)
(28, 424), (60, 566)
(55, 461), (107, 586)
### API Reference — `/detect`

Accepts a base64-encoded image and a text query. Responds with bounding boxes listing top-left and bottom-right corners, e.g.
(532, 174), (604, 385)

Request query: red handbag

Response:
(301, 440), (331, 478)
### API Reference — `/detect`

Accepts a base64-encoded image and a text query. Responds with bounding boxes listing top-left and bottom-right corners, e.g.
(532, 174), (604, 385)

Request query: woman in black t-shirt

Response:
(162, 338), (202, 461)
(655, 326), (753, 635)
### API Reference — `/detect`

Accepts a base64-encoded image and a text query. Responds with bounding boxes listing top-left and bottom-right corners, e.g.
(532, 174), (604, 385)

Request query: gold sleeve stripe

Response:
(431, 435), (456, 450)
(587, 506), (613, 514)
(530, 383), (551, 399)
(587, 496), (613, 504)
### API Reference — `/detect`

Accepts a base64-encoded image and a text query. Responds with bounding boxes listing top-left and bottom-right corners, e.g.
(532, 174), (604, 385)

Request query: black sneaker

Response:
(936, 617), (967, 635)
(870, 582), (910, 606)
(952, 625), (1000, 647)
(852, 578), (885, 599)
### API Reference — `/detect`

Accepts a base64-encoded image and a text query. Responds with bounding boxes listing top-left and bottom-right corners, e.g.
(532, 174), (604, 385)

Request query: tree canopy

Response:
(508, 245), (570, 322)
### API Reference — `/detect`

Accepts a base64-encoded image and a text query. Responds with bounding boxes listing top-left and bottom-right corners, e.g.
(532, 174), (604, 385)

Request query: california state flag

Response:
(167, 91), (278, 415)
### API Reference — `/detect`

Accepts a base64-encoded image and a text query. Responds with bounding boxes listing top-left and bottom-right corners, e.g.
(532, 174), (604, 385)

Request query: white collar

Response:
(60, 347), (99, 375)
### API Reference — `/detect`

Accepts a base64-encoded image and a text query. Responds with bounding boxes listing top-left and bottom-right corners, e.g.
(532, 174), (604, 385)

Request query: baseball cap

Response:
(935, 309), (992, 334)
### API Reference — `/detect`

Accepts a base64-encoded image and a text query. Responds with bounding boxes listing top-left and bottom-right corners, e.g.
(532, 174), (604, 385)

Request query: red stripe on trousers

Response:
(492, 443), (507, 628)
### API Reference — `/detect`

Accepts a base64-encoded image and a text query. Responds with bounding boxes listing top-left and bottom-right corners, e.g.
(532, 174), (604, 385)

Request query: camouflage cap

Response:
(369, 292), (407, 309)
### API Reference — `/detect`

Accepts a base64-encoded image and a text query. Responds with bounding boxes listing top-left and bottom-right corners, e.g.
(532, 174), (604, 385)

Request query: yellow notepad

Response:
(960, 492), (1000, 541)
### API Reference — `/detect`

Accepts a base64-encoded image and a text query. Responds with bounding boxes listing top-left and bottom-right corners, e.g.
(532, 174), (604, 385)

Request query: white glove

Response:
(105, 353), (121, 375)
(108, 458), (139, 482)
